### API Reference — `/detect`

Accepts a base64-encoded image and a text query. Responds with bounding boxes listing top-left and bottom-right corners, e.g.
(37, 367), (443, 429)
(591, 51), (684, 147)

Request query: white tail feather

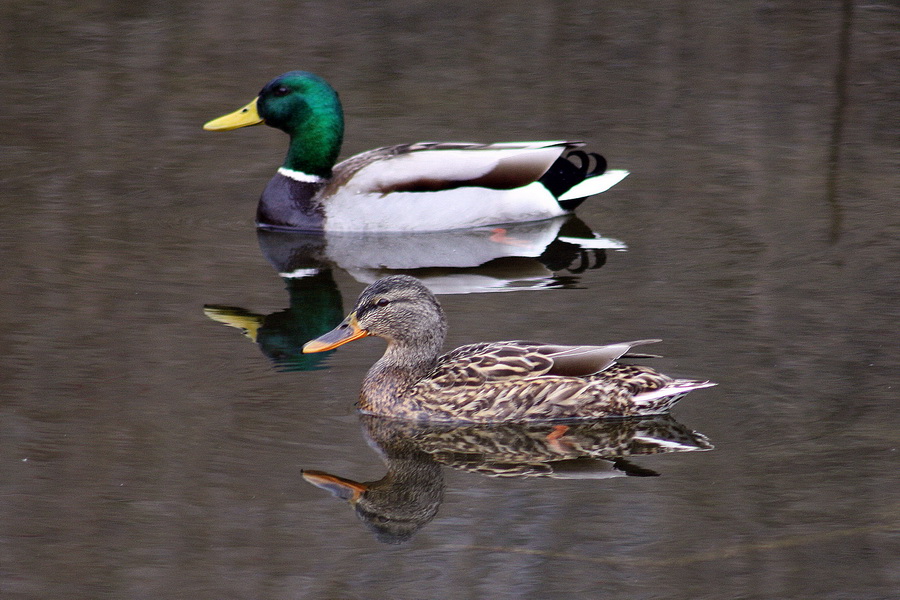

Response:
(632, 381), (717, 405)
(558, 169), (629, 201)
(631, 436), (708, 451)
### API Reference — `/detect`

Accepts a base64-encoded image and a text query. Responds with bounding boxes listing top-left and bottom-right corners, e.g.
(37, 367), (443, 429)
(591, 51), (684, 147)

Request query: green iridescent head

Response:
(205, 71), (345, 177)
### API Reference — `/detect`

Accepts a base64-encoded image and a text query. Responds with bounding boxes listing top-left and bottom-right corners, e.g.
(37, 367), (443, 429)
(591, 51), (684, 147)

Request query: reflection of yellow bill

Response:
(202, 306), (262, 341)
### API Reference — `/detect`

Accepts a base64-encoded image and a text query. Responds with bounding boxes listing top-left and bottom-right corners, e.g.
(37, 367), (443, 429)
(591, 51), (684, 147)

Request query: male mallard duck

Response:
(303, 275), (715, 422)
(204, 71), (629, 232)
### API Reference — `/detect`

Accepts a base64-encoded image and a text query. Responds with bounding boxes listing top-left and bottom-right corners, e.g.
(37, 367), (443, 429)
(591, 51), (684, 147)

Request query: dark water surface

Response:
(1, 2), (897, 599)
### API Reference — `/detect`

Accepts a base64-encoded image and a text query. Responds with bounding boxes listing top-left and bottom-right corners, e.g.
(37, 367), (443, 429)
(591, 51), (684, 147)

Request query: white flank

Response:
(325, 182), (566, 232)
(557, 169), (629, 201)
(277, 167), (325, 183)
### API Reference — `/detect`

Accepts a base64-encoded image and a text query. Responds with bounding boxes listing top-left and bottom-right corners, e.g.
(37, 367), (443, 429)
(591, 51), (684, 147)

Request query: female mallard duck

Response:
(204, 71), (628, 232)
(302, 275), (715, 422)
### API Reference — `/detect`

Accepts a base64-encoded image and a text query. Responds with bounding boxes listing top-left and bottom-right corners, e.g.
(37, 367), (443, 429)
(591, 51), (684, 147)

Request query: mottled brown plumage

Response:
(303, 414), (712, 543)
(303, 275), (715, 422)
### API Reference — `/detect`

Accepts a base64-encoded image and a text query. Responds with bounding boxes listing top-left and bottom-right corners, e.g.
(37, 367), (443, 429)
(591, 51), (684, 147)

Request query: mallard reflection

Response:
(204, 269), (344, 371)
(304, 414), (712, 544)
(257, 215), (625, 294)
(204, 219), (623, 369)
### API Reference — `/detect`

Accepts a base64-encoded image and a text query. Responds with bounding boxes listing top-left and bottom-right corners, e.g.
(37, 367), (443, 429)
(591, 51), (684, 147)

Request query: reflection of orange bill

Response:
(302, 470), (367, 502)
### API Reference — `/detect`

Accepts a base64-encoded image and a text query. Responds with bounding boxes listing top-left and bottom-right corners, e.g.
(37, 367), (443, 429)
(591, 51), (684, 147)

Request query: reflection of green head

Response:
(203, 270), (344, 372)
(258, 271), (345, 372)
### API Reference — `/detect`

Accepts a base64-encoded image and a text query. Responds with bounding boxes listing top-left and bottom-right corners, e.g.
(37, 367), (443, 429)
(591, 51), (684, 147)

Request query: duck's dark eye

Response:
(375, 298), (390, 307)
(273, 86), (290, 97)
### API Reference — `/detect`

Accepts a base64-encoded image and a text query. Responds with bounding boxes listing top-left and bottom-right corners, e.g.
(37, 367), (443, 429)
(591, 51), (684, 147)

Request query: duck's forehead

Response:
(356, 284), (389, 307)
(261, 71), (325, 94)
(360, 282), (404, 302)
(356, 278), (423, 304)
(260, 76), (296, 94)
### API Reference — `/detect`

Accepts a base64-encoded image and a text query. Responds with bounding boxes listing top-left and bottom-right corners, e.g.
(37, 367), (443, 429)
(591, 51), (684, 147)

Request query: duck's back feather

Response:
(330, 141), (580, 195)
(260, 141), (628, 232)
(317, 142), (591, 231)
(380, 339), (710, 421)
(429, 339), (661, 386)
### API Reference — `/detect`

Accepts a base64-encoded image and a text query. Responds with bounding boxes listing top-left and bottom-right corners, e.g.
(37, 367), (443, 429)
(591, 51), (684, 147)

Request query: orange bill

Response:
(302, 312), (369, 353)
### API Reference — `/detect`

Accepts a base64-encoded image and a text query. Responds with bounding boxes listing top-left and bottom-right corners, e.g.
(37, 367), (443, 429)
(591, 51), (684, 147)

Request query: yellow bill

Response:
(203, 97), (264, 131)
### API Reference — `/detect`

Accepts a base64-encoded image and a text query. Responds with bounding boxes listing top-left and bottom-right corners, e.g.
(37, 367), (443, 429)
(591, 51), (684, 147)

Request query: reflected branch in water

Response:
(826, 0), (853, 244)
(444, 519), (896, 569)
(303, 414), (712, 544)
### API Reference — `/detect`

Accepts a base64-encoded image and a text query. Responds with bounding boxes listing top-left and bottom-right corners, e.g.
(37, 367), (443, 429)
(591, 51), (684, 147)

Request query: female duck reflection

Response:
(304, 415), (712, 544)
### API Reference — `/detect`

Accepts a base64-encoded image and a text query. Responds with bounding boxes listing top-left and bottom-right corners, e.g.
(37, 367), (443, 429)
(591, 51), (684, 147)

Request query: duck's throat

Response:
(368, 357), (434, 389)
(362, 343), (439, 401)
(282, 117), (344, 178)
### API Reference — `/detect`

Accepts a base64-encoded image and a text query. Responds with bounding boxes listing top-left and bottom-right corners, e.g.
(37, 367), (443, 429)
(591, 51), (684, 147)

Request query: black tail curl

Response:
(538, 150), (608, 210)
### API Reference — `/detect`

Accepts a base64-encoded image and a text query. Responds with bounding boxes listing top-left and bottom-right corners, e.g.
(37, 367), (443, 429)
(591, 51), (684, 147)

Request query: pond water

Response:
(1, 2), (897, 599)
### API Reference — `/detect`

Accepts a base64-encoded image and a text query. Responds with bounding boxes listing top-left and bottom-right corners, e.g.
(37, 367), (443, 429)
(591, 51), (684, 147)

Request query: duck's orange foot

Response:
(489, 228), (530, 247)
(546, 424), (577, 453)
(546, 424), (570, 441)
